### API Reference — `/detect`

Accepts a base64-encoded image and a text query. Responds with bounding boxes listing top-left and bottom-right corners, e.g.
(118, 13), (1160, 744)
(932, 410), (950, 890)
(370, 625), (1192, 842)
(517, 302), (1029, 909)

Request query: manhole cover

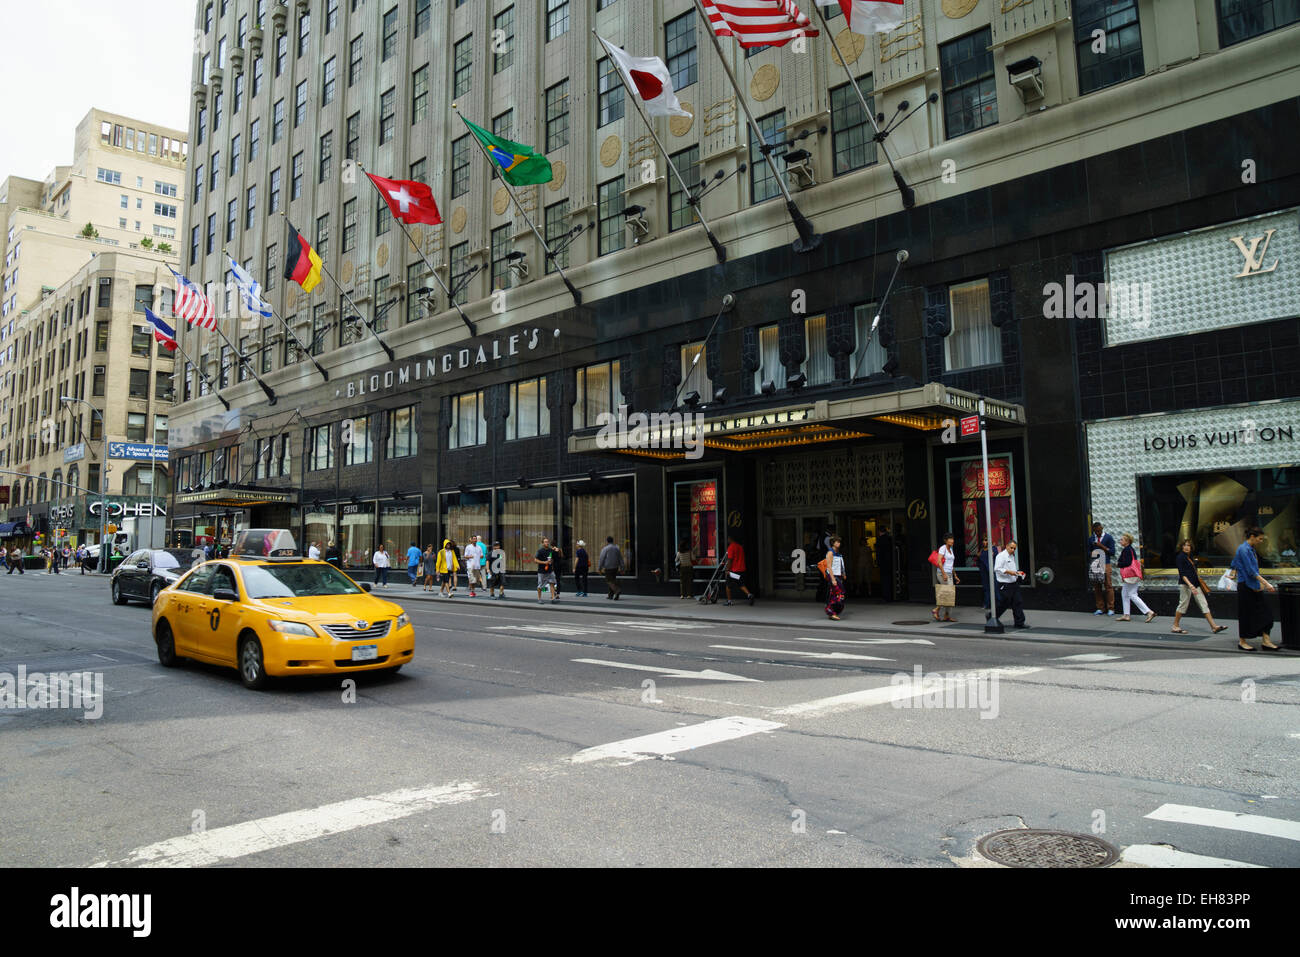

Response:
(976, 829), (1119, 868)
(892, 620), (932, 626)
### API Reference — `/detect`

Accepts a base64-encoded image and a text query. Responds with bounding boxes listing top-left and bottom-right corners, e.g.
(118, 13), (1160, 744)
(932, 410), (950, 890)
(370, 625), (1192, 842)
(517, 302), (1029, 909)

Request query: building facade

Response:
(0, 109), (186, 550)
(169, 0), (1300, 603)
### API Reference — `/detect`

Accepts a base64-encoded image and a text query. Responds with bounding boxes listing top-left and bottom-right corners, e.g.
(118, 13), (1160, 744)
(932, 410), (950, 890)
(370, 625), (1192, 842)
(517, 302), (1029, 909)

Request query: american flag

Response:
(167, 266), (216, 329)
(702, 0), (818, 47)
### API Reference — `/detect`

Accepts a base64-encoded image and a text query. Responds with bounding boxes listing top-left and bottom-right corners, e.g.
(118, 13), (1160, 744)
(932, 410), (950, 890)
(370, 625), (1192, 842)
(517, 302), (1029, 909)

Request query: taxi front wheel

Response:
(156, 620), (181, 668)
(239, 635), (269, 690)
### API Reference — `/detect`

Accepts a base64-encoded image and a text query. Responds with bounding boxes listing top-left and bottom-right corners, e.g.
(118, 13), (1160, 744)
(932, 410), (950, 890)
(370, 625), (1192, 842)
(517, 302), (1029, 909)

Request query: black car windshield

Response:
(154, 549), (198, 571)
(240, 563), (365, 599)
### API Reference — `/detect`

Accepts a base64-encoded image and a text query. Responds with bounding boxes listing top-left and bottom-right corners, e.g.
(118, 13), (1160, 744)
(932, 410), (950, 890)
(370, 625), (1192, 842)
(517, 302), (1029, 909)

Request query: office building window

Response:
(414, 0), (430, 38)
(294, 81), (307, 127)
(851, 303), (888, 378)
(412, 66), (429, 124)
(133, 284), (154, 314)
(668, 146), (699, 232)
(800, 315), (833, 385)
(269, 167), (281, 214)
(131, 327), (152, 357)
(749, 110), (786, 203)
(245, 184), (257, 229)
(545, 81), (569, 152)
(265, 243), (278, 291)
(753, 324), (780, 393)
(598, 177), (625, 256)
(231, 134), (241, 175)
(453, 35), (473, 98)
(193, 163), (204, 202)
(451, 135), (471, 197)
(379, 87), (396, 144)
(507, 377), (549, 440)
(343, 413), (373, 465)
(544, 200), (571, 273)
(406, 261), (426, 323)
(291, 152), (303, 200)
(574, 360), (624, 429)
(546, 0), (569, 40)
(945, 278), (1001, 370)
(275, 33), (287, 76)
(494, 7), (514, 72)
(493, 110), (513, 139)
(680, 341), (712, 401)
(598, 57), (625, 126)
(1074, 0), (1144, 93)
(226, 198), (238, 243)
(382, 6), (398, 60)
(349, 35), (363, 86)
(940, 28), (998, 139)
(311, 304), (329, 356)
(490, 226), (512, 291)
(252, 55), (263, 96)
(272, 98), (284, 143)
(448, 391), (486, 449)
(206, 213), (216, 254)
(316, 213), (329, 256)
(126, 412), (147, 442)
(1217, 0), (1300, 45)
(129, 368), (150, 400)
(307, 425), (333, 471)
(97, 279), (112, 309)
(831, 77), (877, 175)
(386, 405), (417, 458)
(373, 275), (391, 331)
(342, 198), (357, 251)
(250, 117), (260, 159)
(449, 242), (470, 305)
(666, 12), (698, 90)
(325, 0), (337, 33)
(322, 57), (337, 105)
(319, 131), (333, 182)
(346, 112), (360, 160)
(297, 9), (310, 56)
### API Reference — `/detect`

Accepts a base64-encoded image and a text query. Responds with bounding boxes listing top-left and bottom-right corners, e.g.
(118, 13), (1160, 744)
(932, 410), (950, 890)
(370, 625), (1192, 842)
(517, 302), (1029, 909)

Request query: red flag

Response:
(702, 0), (818, 48)
(365, 172), (442, 226)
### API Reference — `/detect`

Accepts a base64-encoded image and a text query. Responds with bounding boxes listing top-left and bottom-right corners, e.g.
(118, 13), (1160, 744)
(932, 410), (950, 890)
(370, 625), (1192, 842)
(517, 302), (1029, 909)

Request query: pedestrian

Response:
(325, 540), (341, 568)
(823, 536), (847, 621)
(1088, 522), (1117, 616)
(421, 544), (436, 591)
(573, 540), (590, 597)
(7, 544), (22, 575)
(723, 535), (754, 606)
(1229, 527), (1279, 651)
(488, 540), (507, 599)
(975, 535), (999, 611)
(1171, 539), (1227, 636)
(372, 544), (390, 587)
(931, 532), (958, 623)
(462, 536), (481, 597)
(308, 540), (321, 560)
(473, 535), (491, 596)
(676, 538), (694, 600)
(876, 526), (894, 601)
(61, 544), (71, 569)
(404, 541), (421, 586)
(993, 539), (1028, 627)
(598, 535), (624, 600)
(534, 537), (560, 604)
(437, 539), (460, 597)
(1115, 533), (1155, 623)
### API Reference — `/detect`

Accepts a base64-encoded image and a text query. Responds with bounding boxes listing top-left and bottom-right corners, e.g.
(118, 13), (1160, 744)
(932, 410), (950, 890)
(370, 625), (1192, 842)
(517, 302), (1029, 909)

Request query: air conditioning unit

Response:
(93, 365), (105, 374)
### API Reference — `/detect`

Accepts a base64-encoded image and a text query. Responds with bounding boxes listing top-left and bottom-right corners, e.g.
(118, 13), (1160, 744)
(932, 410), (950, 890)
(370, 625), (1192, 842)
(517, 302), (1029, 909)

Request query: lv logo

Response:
(1229, 229), (1279, 278)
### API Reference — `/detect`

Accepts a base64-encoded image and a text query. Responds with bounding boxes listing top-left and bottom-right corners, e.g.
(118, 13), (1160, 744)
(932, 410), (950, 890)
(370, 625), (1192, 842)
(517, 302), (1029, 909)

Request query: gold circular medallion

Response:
(407, 225), (423, 248)
(942, 0), (978, 18)
(285, 286), (297, 311)
(376, 243), (389, 268)
(493, 187), (511, 216)
(750, 64), (780, 102)
(831, 29), (867, 66)
(669, 104), (694, 137)
(340, 260), (353, 284)
(450, 206), (468, 234)
(548, 159), (567, 191)
(599, 135), (622, 168)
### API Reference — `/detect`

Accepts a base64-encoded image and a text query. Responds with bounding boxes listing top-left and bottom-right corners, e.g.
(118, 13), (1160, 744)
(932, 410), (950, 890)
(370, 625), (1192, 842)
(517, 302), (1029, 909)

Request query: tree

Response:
(140, 237), (154, 249)
(80, 222), (98, 239)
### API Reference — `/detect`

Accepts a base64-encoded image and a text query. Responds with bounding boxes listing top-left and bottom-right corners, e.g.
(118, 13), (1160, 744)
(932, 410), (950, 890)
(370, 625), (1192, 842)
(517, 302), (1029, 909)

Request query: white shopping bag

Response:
(1216, 572), (1237, 592)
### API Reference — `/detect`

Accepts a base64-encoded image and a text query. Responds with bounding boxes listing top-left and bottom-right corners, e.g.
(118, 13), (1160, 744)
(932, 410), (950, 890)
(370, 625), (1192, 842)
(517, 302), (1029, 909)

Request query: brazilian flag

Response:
(461, 117), (553, 187)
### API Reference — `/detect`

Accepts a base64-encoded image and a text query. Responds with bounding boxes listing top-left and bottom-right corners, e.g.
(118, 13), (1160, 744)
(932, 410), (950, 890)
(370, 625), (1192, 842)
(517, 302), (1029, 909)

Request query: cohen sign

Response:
(89, 501), (166, 517)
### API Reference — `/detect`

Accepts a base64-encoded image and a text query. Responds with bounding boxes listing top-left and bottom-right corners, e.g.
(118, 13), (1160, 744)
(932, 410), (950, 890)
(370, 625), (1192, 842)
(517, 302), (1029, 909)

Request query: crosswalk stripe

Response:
(1121, 844), (1263, 868)
(572, 716), (784, 764)
(1145, 804), (1300, 842)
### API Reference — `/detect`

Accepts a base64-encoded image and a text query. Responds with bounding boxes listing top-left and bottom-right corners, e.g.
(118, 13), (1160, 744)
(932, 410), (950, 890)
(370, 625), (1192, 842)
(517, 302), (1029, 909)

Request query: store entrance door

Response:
(766, 513), (833, 599)
(841, 512), (901, 600)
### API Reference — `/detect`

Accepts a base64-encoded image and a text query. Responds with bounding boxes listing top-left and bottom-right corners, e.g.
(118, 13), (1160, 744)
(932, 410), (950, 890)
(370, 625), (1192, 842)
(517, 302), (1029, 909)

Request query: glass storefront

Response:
(945, 454), (1016, 567)
(496, 486), (558, 571)
(564, 476), (635, 574)
(379, 501), (422, 554)
(441, 490), (491, 550)
(340, 503), (375, 569)
(1138, 466), (1300, 577)
(303, 508), (336, 554)
(674, 478), (719, 569)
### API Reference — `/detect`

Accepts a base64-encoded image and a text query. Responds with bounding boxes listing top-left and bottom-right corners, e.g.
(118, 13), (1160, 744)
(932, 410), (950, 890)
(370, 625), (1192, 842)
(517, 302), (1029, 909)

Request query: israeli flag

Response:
(227, 255), (273, 319)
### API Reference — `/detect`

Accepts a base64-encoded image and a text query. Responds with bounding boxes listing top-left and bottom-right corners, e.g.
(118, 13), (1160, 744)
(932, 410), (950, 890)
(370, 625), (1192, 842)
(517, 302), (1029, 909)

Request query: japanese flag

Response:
(816, 0), (906, 34)
(598, 36), (692, 119)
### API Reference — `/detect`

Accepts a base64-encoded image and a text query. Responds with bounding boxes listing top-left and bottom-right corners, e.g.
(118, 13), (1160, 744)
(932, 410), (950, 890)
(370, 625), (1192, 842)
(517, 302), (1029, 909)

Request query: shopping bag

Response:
(934, 583), (957, 607)
(1216, 572), (1236, 592)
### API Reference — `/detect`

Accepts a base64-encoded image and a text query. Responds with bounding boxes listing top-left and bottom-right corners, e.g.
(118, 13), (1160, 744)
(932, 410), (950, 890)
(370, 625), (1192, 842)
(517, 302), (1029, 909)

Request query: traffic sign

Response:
(960, 415), (981, 437)
(105, 524), (118, 534)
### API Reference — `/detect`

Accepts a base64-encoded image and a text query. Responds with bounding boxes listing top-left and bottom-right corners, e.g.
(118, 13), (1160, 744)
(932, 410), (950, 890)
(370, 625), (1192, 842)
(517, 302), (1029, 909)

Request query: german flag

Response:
(284, 222), (323, 293)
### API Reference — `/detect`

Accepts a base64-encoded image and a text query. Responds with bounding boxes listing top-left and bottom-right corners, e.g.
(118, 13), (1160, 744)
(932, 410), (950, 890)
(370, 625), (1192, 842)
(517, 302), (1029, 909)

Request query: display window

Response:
(674, 478), (719, 568)
(945, 454), (1017, 567)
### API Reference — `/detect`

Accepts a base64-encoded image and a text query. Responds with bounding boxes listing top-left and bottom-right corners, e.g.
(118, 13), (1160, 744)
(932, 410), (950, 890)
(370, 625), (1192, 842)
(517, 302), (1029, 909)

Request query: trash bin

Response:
(1280, 582), (1300, 650)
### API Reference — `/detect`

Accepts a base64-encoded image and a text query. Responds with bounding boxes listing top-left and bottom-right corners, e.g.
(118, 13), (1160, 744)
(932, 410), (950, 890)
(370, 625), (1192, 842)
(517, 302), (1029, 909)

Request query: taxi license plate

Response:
(351, 645), (379, 662)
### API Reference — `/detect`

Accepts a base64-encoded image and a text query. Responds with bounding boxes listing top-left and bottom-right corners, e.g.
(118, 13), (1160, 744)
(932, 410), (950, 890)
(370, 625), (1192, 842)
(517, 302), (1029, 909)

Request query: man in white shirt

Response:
(371, 545), (390, 587)
(993, 540), (1027, 628)
(463, 535), (485, 598)
(308, 541), (321, 560)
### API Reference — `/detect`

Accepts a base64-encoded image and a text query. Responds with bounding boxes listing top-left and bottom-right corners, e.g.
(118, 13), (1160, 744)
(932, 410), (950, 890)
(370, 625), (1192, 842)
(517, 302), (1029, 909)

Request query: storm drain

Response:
(976, 829), (1120, 868)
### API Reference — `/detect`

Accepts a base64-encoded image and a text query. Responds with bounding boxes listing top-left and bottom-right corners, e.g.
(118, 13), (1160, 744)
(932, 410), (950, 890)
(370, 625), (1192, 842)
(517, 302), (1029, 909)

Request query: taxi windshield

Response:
(154, 549), (198, 570)
(240, 563), (365, 599)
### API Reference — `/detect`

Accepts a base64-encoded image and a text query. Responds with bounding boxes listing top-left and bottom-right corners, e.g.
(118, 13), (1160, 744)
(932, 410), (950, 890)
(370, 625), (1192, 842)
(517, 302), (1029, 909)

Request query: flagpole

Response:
(453, 105), (583, 308)
(224, 244), (329, 381)
(689, 0), (821, 253)
(355, 163), (477, 337)
(282, 210), (396, 363)
(593, 32), (727, 265)
(210, 316), (277, 404)
(812, 3), (919, 209)
(170, 334), (231, 411)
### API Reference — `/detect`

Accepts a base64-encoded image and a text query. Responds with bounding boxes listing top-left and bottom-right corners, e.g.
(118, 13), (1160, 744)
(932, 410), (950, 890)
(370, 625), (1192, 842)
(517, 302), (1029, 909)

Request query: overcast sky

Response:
(0, 0), (194, 182)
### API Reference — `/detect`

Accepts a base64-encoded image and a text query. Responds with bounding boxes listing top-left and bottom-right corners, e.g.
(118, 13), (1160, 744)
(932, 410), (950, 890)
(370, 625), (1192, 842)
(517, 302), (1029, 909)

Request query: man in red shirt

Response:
(724, 535), (755, 606)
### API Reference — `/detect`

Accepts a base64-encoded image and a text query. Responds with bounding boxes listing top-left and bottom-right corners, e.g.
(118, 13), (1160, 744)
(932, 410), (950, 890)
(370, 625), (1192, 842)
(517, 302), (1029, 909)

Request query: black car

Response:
(110, 548), (203, 606)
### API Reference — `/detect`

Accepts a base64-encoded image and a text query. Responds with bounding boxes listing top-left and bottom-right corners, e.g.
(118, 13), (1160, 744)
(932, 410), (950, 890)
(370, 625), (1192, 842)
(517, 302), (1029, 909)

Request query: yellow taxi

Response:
(151, 529), (415, 689)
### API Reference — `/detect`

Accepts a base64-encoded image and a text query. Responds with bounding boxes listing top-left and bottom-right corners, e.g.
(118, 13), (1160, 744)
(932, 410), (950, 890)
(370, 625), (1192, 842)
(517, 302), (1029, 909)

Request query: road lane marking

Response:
(572, 716), (784, 764)
(1145, 804), (1300, 842)
(709, 645), (892, 662)
(1054, 653), (1122, 662)
(489, 624), (616, 637)
(606, 620), (713, 630)
(795, 636), (935, 646)
(93, 781), (489, 867)
(572, 658), (760, 683)
(1120, 844), (1263, 868)
(773, 666), (1041, 717)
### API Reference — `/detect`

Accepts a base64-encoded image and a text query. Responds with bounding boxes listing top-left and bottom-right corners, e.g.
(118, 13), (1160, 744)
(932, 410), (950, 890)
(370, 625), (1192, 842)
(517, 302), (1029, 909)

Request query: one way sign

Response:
(960, 415), (981, 437)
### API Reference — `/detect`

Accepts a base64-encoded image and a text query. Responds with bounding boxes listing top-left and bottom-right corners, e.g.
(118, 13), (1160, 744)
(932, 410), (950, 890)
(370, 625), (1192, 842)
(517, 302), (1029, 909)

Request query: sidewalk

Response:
(378, 581), (1296, 657)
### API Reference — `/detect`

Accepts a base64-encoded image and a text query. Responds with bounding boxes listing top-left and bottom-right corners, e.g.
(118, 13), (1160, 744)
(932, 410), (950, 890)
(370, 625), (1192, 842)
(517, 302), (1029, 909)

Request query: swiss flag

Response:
(597, 36), (692, 119)
(366, 172), (442, 226)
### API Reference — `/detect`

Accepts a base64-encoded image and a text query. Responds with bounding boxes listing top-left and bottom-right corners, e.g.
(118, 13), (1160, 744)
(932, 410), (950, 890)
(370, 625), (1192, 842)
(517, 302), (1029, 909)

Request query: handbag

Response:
(928, 550), (942, 567)
(934, 583), (956, 607)
(1120, 557), (1143, 582)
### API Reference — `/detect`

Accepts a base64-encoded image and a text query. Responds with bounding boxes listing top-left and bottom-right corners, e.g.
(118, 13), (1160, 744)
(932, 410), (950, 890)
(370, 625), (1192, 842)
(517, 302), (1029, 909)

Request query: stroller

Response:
(698, 555), (731, 604)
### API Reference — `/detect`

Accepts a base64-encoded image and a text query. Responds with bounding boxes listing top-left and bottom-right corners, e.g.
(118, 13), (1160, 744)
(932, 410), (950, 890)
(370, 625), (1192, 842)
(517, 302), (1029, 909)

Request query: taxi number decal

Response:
(209, 608), (221, 631)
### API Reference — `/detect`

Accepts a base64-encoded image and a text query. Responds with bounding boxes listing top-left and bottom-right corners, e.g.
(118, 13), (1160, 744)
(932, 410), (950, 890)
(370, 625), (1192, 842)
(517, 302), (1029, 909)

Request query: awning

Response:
(0, 523), (14, 538)
(175, 486), (298, 507)
(0, 522), (31, 538)
(568, 383), (1026, 459)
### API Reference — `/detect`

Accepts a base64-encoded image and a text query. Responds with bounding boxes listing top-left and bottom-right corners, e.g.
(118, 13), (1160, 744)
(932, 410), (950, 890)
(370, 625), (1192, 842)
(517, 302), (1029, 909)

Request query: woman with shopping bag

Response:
(1115, 533), (1156, 623)
(1229, 527), (1279, 652)
(931, 533), (958, 622)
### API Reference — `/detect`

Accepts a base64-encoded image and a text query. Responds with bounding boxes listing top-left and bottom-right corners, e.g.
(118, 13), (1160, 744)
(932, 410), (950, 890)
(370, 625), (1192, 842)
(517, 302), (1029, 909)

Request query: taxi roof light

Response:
(230, 528), (300, 559)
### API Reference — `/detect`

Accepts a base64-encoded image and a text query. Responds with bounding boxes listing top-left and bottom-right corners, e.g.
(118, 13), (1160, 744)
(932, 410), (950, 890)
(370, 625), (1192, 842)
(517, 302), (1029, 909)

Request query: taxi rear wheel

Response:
(156, 620), (181, 668)
(239, 634), (269, 690)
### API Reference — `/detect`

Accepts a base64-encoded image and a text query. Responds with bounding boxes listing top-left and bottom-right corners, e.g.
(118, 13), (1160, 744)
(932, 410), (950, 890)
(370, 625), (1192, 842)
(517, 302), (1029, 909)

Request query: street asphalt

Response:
(1, 570), (1298, 868)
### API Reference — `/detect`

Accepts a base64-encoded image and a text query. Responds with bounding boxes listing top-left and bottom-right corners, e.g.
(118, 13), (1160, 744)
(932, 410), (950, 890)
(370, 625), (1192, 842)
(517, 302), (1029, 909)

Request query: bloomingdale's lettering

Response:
(1141, 425), (1294, 452)
(338, 328), (546, 400)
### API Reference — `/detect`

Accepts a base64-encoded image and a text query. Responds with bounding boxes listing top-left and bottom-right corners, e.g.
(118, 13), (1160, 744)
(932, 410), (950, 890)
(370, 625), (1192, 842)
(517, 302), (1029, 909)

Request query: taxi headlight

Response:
(395, 613), (411, 630)
(267, 620), (317, 636)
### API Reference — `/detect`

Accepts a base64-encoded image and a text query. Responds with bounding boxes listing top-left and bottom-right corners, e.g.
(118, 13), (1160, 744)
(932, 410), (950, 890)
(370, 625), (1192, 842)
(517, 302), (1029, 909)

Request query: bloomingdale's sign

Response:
(335, 327), (550, 400)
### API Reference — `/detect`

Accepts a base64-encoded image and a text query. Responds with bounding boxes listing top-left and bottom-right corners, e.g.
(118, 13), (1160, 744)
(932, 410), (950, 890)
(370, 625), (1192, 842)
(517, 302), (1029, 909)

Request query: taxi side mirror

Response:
(213, 587), (239, 602)
(360, 582), (373, 593)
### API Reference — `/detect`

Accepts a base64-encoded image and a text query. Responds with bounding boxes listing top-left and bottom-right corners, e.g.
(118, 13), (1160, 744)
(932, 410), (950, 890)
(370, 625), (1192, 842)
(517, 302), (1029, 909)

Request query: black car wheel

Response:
(156, 620), (181, 668)
(111, 580), (127, 605)
(239, 635), (269, 690)
(150, 581), (163, 606)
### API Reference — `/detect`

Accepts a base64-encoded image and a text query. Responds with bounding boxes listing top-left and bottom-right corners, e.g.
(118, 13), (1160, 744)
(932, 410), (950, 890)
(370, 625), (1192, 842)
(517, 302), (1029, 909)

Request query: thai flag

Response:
(144, 307), (178, 351)
(166, 265), (216, 329)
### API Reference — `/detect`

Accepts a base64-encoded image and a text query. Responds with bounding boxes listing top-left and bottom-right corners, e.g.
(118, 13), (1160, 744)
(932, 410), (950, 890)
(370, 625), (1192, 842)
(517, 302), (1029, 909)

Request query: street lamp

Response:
(61, 396), (107, 573)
